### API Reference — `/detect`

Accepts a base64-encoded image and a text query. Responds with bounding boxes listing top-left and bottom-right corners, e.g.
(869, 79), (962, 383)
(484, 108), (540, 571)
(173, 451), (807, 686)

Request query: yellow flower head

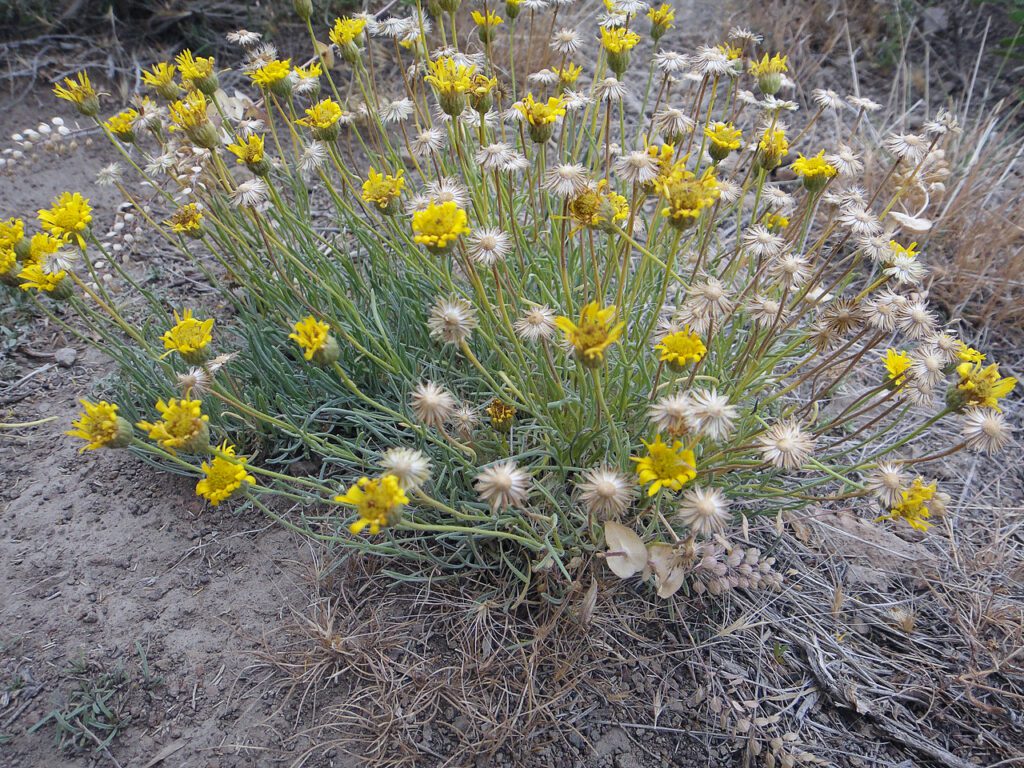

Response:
(555, 62), (583, 87)
(38, 192), (92, 246)
(471, 9), (504, 28)
(18, 262), (67, 293)
(877, 477), (936, 532)
(883, 348), (911, 388)
(53, 72), (99, 115)
(161, 309), (214, 360)
(631, 435), (697, 495)
(749, 53), (789, 77)
(137, 396), (210, 453)
(104, 109), (138, 141)
(486, 398), (517, 433)
(889, 240), (919, 260)
(248, 59), (292, 89)
(600, 26), (641, 55)
(655, 328), (707, 368)
(957, 344), (985, 364)
(168, 91), (210, 131)
(554, 301), (625, 366)
(67, 399), (132, 451)
(335, 474), (409, 535)
(289, 316), (331, 361)
(0, 247), (15, 277)
(424, 57), (478, 115)
(658, 165), (720, 226)
(717, 42), (743, 60)
(412, 201), (470, 251)
(758, 127), (789, 169)
(329, 16), (367, 47)
(763, 212), (789, 231)
(227, 134), (266, 165)
(166, 204), (204, 235)
(296, 98), (343, 139)
(0, 218), (25, 251)
(647, 3), (675, 32)
(28, 232), (63, 263)
(515, 93), (567, 127)
(568, 179), (629, 231)
(142, 62), (180, 98)
(175, 50), (215, 85)
(361, 167), (406, 212)
(791, 151), (837, 191)
(196, 442), (256, 505)
(956, 361), (1017, 411)
(704, 121), (742, 161)
(294, 62), (322, 84)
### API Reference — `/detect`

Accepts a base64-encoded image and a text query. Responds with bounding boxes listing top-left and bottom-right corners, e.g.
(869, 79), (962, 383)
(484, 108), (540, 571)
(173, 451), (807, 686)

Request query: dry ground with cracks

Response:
(2, 1), (1024, 766)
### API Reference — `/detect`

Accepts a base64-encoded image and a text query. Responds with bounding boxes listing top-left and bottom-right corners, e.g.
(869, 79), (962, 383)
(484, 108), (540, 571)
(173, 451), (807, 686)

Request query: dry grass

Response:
(243, 488), (1024, 767)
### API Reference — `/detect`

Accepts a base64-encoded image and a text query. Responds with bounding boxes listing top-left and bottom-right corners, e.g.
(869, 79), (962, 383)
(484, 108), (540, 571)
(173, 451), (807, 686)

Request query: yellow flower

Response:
(248, 59), (292, 90)
(142, 62), (181, 99)
(227, 134), (266, 166)
(424, 57), (476, 116)
(568, 180), (629, 231)
(555, 62), (582, 87)
(515, 93), (566, 127)
(471, 9), (503, 27)
(877, 477), (936, 532)
(294, 62), (322, 80)
(162, 309), (214, 361)
(889, 240), (919, 259)
(955, 361), (1017, 411)
(18, 262), (67, 294)
(38, 192), (92, 247)
(791, 151), (837, 191)
(329, 16), (367, 47)
(412, 201), (470, 251)
(704, 121), (742, 161)
(655, 328), (706, 368)
(750, 52), (789, 94)
(658, 165), (720, 227)
(0, 247), (16, 279)
(763, 212), (789, 231)
(471, 9), (503, 40)
(104, 109), (138, 142)
(758, 127), (789, 170)
(196, 442), (256, 505)
(956, 344), (985, 364)
(361, 167), (406, 213)
(289, 316), (333, 361)
(0, 218), (25, 252)
(717, 42), (743, 60)
(486, 398), (517, 433)
(335, 474), (408, 535)
(166, 204), (204, 236)
(631, 436), (697, 495)
(883, 348), (911, 388)
(168, 92), (217, 147)
(67, 399), (133, 451)
(647, 3), (675, 37)
(53, 71), (99, 116)
(168, 90), (208, 129)
(554, 301), (625, 366)
(515, 93), (566, 142)
(137, 396), (210, 453)
(296, 98), (343, 140)
(28, 232), (63, 263)
(175, 50), (217, 92)
(750, 53), (789, 76)
(600, 26), (641, 55)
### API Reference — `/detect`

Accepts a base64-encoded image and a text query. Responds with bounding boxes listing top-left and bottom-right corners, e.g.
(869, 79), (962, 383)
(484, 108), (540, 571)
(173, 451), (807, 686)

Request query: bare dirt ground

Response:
(2, 3), (1024, 766)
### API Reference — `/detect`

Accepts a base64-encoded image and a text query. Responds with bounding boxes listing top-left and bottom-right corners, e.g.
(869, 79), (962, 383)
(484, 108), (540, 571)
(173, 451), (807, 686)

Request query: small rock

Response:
(54, 347), (78, 368)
